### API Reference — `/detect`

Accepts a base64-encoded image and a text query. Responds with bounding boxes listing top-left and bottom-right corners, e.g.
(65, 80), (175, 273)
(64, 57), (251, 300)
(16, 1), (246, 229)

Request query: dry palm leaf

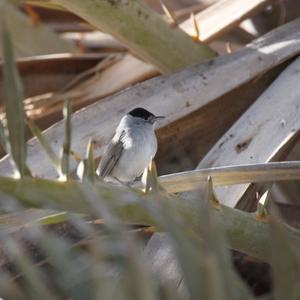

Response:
(0, 53), (106, 101)
(0, 19), (299, 178)
(25, 53), (158, 129)
(180, 0), (279, 42)
(0, 1), (75, 58)
(197, 56), (300, 209)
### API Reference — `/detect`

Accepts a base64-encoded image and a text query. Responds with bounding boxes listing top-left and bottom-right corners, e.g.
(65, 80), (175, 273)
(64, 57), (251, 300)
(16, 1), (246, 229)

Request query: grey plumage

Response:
(97, 108), (164, 183)
(97, 130), (125, 178)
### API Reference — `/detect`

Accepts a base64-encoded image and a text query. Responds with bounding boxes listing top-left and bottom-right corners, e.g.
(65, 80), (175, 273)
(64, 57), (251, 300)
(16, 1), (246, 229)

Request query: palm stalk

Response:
(53, 0), (215, 73)
(148, 161), (300, 193)
(0, 1), (75, 58)
(0, 176), (299, 263)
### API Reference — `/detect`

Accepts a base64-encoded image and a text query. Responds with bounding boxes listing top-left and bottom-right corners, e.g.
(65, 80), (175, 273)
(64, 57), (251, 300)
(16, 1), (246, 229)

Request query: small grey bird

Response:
(97, 107), (164, 183)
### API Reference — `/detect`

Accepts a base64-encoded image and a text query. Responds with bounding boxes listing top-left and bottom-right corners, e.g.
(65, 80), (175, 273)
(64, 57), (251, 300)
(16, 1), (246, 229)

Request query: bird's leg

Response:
(113, 176), (134, 188)
(112, 176), (124, 185)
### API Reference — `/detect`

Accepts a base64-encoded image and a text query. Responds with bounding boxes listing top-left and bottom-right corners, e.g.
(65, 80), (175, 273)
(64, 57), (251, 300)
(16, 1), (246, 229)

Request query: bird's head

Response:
(128, 107), (165, 124)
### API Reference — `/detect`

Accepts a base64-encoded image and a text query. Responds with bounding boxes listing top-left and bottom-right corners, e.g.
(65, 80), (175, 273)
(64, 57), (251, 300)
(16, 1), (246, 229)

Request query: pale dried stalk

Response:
(140, 161), (300, 193)
(180, 0), (278, 42)
(54, 0), (215, 73)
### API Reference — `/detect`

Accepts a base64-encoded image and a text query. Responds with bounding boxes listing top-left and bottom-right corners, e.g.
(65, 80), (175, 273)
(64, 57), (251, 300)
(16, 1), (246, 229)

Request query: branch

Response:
(0, 176), (299, 263)
(53, 0), (215, 73)
(134, 161), (300, 193)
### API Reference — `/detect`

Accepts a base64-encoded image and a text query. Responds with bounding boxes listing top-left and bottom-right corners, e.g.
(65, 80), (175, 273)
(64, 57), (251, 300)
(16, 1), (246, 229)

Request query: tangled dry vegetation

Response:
(0, 0), (300, 299)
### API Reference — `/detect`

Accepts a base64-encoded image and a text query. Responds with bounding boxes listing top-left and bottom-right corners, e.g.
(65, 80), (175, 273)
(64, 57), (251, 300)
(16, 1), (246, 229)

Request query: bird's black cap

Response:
(128, 107), (154, 120)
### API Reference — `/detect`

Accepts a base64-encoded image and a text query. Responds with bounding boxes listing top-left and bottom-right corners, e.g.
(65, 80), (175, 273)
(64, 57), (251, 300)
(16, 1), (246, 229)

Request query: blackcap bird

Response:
(96, 107), (164, 183)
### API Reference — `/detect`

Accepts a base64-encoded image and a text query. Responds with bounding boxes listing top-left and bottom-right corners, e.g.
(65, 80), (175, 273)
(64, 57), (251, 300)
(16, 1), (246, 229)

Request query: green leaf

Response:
(206, 176), (221, 208)
(4, 237), (57, 300)
(76, 139), (96, 182)
(145, 190), (254, 300)
(77, 182), (158, 300)
(86, 139), (96, 182)
(0, 176), (300, 266)
(27, 119), (60, 174)
(37, 211), (85, 225)
(198, 198), (253, 300)
(60, 100), (72, 180)
(34, 231), (96, 298)
(270, 219), (300, 300)
(1, 23), (29, 177)
(256, 189), (271, 220)
(0, 119), (8, 153)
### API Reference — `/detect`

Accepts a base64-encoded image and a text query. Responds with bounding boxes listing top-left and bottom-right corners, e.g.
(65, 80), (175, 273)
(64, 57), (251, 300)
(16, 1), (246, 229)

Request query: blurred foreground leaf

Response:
(27, 119), (60, 174)
(141, 160), (160, 193)
(85, 139), (96, 182)
(59, 100), (72, 180)
(0, 120), (8, 153)
(0, 176), (300, 265)
(77, 139), (96, 182)
(6, 238), (57, 300)
(270, 219), (300, 300)
(1, 24), (29, 177)
(145, 181), (253, 299)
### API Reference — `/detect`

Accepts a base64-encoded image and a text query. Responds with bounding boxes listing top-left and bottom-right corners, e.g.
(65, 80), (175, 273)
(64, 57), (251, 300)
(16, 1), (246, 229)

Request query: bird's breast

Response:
(123, 126), (157, 163)
(112, 125), (157, 181)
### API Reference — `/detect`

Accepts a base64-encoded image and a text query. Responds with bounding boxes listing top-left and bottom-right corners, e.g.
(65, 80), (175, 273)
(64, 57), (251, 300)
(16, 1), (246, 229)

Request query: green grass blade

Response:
(270, 219), (300, 300)
(60, 100), (72, 180)
(37, 211), (85, 225)
(1, 176), (300, 265)
(143, 190), (253, 300)
(0, 120), (8, 153)
(78, 182), (158, 300)
(33, 225), (110, 298)
(86, 139), (95, 182)
(27, 119), (60, 174)
(1, 23), (29, 178)
(3, 237), (58, 300)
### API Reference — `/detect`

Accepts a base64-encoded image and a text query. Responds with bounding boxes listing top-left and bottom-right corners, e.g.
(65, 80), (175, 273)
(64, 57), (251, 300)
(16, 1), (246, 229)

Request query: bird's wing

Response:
(97, 131), (125, 178)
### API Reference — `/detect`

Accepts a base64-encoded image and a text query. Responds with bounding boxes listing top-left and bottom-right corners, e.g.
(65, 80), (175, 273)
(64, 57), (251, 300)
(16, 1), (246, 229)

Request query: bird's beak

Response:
(149, 115), (165, 124)
(153, 116), (165, 121)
